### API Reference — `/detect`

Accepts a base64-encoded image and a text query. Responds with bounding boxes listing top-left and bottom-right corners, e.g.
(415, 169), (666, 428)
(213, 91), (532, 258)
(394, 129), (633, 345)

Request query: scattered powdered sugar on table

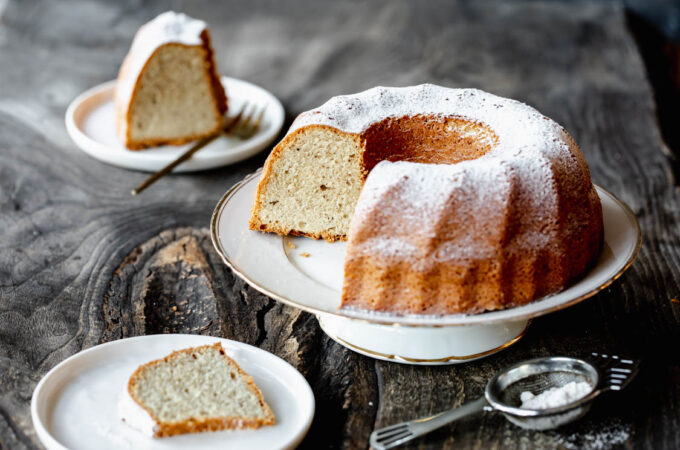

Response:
(520, 381), (593, 409)
(555, 417), (631, 450)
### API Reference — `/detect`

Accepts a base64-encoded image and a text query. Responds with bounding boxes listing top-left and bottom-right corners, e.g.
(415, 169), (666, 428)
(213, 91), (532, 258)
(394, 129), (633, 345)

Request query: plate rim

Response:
(31, 334), (315, 450)
(64, 76), (285, 172)
(210, 170), (642, 327)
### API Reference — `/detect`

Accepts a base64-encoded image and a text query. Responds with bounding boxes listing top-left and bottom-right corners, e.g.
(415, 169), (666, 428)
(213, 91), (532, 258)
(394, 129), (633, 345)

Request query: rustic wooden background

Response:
(1, 0), (679, 448)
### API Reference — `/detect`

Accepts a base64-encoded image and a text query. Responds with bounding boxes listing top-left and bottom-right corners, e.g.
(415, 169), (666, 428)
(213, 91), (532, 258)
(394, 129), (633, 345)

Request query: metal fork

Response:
(370, 397), (488, 450)
(131, 103), (266, 195)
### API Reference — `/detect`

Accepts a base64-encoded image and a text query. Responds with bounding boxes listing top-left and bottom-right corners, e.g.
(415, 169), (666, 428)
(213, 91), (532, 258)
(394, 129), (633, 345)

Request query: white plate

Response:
(31, 334), (314, 450)
(65, 77), (285, 172)
(211, 170), (641, 328)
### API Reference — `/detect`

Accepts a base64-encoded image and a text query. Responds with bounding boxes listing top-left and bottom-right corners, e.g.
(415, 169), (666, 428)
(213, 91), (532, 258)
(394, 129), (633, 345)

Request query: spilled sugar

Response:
(555, 418), (631, 450)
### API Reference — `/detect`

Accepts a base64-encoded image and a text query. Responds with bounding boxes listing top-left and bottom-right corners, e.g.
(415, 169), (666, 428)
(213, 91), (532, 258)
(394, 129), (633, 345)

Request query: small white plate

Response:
(31, 334), (314, 450)
(211, 171), (641, 328)
(65, 77), (285, 172)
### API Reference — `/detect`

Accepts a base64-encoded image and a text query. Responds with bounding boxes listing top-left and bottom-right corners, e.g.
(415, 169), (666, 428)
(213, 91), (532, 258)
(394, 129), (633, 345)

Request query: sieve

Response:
(370, 353), (639, 449)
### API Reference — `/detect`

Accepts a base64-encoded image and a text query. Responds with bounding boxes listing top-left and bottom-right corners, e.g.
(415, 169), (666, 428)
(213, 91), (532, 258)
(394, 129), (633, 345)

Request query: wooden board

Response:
(0, 0), (678, 448)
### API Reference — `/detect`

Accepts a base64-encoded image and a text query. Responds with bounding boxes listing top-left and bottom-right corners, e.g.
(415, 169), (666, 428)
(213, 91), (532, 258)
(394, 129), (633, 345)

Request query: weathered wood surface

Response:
(1, 0), (679, 448)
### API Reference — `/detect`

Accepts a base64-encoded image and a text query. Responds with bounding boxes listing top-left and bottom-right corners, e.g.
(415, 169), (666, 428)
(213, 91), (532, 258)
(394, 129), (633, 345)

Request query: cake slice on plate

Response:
(119, 343), (274, 437)
(115, 11), (227, 150)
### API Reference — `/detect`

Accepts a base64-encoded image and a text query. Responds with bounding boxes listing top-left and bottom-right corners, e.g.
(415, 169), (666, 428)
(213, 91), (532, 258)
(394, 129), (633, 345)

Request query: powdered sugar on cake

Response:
(118, 386), (158, 437)
(299, 84), (587, 264)
(290, 84), (569, 158)
(350, 153), (562, 263)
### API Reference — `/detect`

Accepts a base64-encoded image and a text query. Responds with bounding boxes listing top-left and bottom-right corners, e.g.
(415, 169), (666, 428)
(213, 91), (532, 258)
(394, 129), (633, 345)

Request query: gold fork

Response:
(131, 103), (266, 195)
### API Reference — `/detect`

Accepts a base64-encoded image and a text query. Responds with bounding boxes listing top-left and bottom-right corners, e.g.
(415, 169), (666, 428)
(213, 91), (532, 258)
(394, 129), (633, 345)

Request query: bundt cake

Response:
(249, 84), (603, 315)
(115, 11), (227, 150)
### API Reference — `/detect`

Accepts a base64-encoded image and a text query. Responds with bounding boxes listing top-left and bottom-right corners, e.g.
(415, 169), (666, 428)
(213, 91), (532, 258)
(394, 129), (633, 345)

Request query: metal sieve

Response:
(370, 353), (639, 449)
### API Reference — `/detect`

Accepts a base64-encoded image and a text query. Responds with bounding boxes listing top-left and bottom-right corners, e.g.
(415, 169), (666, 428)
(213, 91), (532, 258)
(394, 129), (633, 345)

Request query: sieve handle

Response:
(370, 396), (489, 449)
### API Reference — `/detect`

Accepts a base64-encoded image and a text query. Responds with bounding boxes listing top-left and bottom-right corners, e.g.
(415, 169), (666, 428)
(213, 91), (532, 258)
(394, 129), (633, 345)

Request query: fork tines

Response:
(371, 423), (414, 449)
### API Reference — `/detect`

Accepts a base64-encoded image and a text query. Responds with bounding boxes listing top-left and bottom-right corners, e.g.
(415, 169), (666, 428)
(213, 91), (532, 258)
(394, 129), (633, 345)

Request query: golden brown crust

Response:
(116, 39), (227, 151)
(199, 29), (228, 117)
(249, 220), (347, 242)
(155, 416), (273, 438)
(128, 343), (274, 438)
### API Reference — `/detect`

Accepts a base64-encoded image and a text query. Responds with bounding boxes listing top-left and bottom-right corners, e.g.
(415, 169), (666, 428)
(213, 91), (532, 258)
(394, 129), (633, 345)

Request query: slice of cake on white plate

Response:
(115, 11), (228, 150)
(118, 343), (274, 438)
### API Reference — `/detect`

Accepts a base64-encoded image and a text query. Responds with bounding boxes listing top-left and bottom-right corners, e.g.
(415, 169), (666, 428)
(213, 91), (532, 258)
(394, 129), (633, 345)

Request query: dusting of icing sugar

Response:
(115, 12), (207, 117)
(351, 159), (514, 263)
(313, 85), (588, 264)
(117, 385), (158, 436)
(520, 381), (593, 409)
(350, 153), (561, 263)
(289, 84), (568, 158)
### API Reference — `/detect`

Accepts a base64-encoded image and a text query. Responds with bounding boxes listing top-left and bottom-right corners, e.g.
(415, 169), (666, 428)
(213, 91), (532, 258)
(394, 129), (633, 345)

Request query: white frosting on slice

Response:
(116, 11), (207, 116)
(118, 386), (159, 437)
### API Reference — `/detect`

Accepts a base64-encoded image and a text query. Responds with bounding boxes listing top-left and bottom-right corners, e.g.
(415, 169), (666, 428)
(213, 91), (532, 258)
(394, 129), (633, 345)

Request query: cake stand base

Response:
(317, 314), (529, 365)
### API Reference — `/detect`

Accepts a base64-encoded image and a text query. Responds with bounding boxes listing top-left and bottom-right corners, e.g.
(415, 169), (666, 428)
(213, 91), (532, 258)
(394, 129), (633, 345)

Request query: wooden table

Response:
(1, 1), (679, 448)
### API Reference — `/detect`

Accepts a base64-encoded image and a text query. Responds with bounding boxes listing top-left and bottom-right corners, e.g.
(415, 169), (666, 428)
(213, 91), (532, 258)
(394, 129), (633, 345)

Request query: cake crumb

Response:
(171, 306), (177, 312)
(300, 252), (311, 257)
(671, 298), (679, 304)
(287, 242), (297, 249)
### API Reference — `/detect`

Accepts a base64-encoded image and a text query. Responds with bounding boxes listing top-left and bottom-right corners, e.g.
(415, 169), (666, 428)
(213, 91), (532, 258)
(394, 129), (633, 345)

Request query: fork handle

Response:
(130, 134), (218, 195)
(370, 396), (488, 449)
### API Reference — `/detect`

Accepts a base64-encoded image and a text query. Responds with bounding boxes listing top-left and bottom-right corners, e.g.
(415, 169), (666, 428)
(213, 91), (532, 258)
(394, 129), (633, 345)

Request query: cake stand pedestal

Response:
(317, 314), (529, 365)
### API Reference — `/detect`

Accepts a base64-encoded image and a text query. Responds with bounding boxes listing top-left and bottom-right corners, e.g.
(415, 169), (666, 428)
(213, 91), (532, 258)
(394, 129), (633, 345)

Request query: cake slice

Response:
(115, 11), (227, 150)
(119, 343), (274, 438)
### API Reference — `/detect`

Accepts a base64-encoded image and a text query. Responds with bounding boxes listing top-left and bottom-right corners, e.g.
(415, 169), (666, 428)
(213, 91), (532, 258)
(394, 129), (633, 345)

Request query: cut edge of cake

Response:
(115, 11), (227, 150)
(249, 125), (366, 242)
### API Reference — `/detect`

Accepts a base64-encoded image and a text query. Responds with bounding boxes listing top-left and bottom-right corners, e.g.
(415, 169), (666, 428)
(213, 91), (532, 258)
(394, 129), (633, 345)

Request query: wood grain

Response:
(1, 0), (679, 449)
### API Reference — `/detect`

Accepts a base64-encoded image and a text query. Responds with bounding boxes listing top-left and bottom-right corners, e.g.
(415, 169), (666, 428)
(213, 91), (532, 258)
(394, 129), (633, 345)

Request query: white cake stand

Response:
(211, 170), (641, 365)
